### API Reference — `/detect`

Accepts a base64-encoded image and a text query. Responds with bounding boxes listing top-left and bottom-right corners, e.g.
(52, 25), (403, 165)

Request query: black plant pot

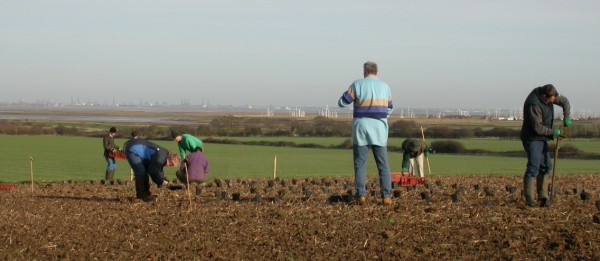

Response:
(451, 192), (460, 203)
(483, 187), (494, 197)
(580, 192), (591, 201)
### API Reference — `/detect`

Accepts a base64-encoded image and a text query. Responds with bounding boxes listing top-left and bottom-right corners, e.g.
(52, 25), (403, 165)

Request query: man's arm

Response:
(554, 94), (571, 119)
(338, 86), (354, 108)
(103, 135), (114, 150)
(387, 94), (394, 116)
(528, 105), (554, 136)
(401, 152), (411, 172)
(178, 143), (186, 161)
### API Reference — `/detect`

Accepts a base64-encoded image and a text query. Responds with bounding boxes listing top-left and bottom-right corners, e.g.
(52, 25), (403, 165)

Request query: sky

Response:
(1, 1), (599, 112)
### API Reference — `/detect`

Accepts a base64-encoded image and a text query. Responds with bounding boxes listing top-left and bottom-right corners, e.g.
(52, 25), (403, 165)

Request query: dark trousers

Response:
(134, 175), (151, 199)
(126, 152), (166, 187)
(522, 140), (552, 178)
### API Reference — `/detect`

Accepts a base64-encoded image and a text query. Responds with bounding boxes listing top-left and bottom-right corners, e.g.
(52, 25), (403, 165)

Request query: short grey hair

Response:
(363, 61), (378, 75)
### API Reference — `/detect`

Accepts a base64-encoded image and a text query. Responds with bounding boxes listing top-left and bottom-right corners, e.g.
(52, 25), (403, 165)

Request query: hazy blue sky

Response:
(1, 1), (599, 111)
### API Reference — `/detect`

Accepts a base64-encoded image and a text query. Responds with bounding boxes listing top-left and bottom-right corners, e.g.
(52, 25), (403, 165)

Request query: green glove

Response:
(554, 128), (568, 140)
(424, 150), (430, 157)
(553, 129), (561, 138)
(563, 117), (572, 127)
(402, 167), (409, 172)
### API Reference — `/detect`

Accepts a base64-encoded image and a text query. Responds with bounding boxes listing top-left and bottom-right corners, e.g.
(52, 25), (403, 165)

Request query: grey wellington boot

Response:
(524, 177), (537, 207)
(537, 174), (552, 207)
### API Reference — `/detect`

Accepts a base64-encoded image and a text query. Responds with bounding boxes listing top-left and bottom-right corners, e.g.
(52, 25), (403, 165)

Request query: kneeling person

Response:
(125, 138), (181, 200)
(176, 150), (210, 186)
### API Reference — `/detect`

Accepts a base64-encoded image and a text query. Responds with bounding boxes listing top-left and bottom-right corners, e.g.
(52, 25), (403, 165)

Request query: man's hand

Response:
(563, 117), (572, 127)
(167, 183), (183, 190)
(553, 128), (569, 140)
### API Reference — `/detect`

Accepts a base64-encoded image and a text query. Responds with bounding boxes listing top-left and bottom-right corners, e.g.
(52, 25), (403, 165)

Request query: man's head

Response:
(109, 127), (117, 136)
(363, 61), (378, 77)
(540, 84), (558, 103)
(166, 152), (181, 167)
(170, 130), (182, 142)
(131, 131), (139, 139)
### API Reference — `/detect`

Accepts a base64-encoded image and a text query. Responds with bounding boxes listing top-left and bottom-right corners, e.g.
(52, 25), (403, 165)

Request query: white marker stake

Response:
(273, 155), (277, 179)
(29, 156), (34, 193)
(184, 163), (193, 212)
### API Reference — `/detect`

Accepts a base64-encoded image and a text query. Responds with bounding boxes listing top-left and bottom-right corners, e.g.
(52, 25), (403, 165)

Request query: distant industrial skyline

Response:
(2, 97), (597, 120)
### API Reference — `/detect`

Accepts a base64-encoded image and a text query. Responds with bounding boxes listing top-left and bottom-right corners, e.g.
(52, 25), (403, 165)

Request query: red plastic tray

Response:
(0, 184), (16, 192)
(391, 172), (426, 187)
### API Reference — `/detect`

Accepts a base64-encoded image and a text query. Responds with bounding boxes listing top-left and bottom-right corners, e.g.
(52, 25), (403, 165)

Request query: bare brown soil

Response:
(1, 175), (599, 260)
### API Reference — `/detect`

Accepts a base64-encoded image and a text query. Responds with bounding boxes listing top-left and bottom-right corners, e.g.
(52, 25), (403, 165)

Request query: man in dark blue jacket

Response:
(125, 138), (182, 201)
(520, 84), (571, 207)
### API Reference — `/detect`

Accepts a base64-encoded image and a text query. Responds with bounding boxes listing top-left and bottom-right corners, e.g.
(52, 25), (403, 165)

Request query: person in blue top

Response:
(124, 138), (182, 201)
(338, 61), (394, 205)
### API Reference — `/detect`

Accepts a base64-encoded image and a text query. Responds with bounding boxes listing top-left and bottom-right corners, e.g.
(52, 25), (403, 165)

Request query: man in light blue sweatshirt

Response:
(338, 61), (394, 205)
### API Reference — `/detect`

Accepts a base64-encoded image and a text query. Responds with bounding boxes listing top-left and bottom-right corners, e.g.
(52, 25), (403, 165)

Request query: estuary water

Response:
(0, 113), (192, 125)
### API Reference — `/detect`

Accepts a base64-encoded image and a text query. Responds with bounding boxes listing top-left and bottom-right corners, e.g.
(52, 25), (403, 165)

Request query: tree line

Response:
(1, 116), (599, 139)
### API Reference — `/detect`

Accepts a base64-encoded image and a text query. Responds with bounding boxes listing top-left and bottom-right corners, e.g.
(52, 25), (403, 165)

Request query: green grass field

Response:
(1, 135), (598, 183)
(211, 136), (600, 153)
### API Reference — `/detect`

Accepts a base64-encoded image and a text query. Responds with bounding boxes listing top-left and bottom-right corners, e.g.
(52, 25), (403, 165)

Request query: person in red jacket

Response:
(102, 127), (118, 181)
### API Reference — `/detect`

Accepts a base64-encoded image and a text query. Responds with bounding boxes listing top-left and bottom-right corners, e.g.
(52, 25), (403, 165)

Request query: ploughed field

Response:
(1, 175), (599, 260)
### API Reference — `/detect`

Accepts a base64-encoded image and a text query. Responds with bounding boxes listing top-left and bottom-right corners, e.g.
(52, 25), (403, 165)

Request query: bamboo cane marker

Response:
(130, 169), (133, 182)
(420, 127), (432, 175)
(184, 162), (193, 212)
(29, 156), (34, 193)
(273, 155), (277, 179)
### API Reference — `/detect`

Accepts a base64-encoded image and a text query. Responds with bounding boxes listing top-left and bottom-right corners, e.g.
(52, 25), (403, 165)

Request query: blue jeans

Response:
(105, 156), (117, 171)
(522, 140), (552, 178)
(353, 145), (391, 198)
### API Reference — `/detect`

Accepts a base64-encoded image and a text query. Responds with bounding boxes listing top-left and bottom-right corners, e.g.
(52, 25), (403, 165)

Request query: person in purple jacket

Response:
(176, 150), (211, 186)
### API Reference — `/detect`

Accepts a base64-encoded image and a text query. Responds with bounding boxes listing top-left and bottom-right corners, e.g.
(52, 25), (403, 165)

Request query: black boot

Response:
(135, 176), (152, 201)
(105, 170), (114, 181)
(540, 198), (552, 207)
